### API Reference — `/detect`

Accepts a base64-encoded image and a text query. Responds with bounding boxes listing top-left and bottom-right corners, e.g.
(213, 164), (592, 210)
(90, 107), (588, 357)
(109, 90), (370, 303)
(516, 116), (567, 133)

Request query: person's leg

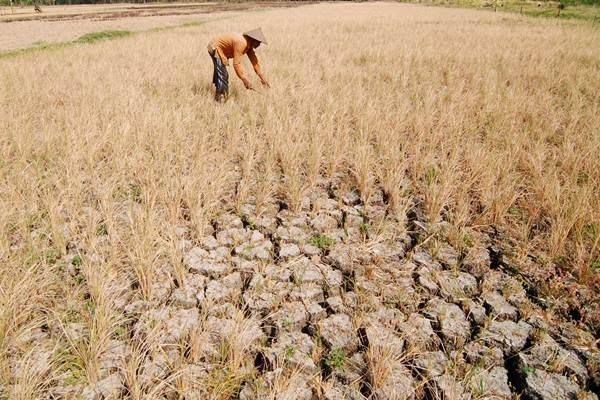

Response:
(222, 65), (229, 101)
(214, 55), (229, 102)
(212, 59), (217, 88)
(210, 51), (219, 98)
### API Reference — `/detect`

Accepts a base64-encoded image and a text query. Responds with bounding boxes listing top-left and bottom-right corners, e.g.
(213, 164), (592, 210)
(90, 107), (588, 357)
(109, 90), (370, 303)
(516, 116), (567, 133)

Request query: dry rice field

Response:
(0, 2), (599, 399)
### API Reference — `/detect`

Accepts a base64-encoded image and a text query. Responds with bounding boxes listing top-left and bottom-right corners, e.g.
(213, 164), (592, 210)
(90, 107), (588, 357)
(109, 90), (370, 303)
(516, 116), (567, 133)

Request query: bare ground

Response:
(8, 183), (600, 398)
(0, 2), (302, 52)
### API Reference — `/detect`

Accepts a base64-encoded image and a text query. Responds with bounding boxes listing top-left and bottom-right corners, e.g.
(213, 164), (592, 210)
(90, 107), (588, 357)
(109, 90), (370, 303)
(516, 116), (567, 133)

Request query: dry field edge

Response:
(0, 1), (310, 23)
(0, 24), (199, 59)
(0, 2), (599, 399)
(0, 1), (311, 54)
(397, 0), (600, 21)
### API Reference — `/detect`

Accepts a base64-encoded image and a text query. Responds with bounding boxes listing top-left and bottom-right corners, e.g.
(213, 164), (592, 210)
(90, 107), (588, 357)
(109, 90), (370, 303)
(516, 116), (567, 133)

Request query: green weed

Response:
(96, 223), (108, 236)
(284, 346), (296, 359)
(74, 30), (132, 44)
(359, 223), (371, 238)
(424, 166), (438, 185)
(309, 234), (334, 250)
(462, 232), (474, 248)
(522, 365), (536, 376)
(71, 255), (83, 267)
(281, 318), (293, 329)
(325, 348), (346, 370)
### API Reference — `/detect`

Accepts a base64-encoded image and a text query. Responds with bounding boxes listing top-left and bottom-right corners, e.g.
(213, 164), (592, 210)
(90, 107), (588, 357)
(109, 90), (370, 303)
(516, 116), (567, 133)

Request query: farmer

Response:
(207, 28), (270, 102)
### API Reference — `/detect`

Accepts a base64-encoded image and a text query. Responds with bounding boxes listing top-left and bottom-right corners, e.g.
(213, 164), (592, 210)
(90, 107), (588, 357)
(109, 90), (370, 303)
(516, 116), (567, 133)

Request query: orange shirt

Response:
(208, 33), (266, 86)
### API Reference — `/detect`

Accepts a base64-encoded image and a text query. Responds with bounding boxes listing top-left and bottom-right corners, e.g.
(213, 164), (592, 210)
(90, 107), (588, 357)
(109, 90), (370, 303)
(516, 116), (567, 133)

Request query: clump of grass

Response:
(325, 348), (346, 370)
(74, 30), (132, 44)
(179, 20), (206, 28)
(359, 222), (371, 239)
(0, 41), (66, 59)
(283, 346), (296, 359)
(71, 255), (83, 267)
(522, 365), (536, 376)
(309, 234), (335, 250)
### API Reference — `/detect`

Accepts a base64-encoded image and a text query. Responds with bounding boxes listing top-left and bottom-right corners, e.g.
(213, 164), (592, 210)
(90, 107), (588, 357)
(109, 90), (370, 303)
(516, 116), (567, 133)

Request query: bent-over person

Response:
(207, 27), (270, 102)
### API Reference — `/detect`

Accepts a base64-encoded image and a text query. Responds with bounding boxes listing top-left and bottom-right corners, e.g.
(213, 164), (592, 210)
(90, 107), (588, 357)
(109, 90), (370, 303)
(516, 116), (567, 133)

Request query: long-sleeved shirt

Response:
(208, 33), (266, 86)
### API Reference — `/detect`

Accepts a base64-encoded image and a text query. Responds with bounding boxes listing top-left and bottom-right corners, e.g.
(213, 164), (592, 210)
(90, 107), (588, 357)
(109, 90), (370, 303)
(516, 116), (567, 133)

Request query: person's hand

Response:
(261, 80), (271, 89)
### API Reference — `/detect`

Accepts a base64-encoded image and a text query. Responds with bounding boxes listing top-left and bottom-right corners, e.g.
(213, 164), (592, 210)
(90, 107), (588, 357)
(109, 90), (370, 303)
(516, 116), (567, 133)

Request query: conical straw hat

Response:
(243, 27), (268, 45)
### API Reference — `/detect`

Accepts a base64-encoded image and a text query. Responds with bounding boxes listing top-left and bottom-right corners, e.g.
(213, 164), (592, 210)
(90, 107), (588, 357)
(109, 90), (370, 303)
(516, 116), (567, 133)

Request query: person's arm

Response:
(216, 48), (229, 66)
(247, 48), (269, 87)
(232, 44), (253, 89)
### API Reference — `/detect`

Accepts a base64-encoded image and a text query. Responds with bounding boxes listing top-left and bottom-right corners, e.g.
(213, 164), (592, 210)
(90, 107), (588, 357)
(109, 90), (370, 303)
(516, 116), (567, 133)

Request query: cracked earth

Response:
(6, 176), (597, 399)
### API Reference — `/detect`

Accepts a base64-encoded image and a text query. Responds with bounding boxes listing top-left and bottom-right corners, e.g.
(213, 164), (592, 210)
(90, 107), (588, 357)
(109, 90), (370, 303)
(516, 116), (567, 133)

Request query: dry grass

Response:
(0, 1), (599, 396)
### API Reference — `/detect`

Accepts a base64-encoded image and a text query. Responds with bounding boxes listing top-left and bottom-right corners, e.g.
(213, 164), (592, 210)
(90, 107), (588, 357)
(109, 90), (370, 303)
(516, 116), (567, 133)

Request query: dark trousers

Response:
(210, 50), (229, 101)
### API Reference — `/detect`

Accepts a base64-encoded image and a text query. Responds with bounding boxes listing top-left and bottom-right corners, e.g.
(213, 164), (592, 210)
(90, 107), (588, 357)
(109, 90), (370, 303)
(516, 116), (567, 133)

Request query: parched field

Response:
(1, 2), (599, 399)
